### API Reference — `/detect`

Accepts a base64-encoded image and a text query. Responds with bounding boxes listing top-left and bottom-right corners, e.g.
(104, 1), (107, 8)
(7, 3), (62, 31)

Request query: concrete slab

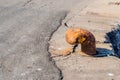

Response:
(0, 0), (93, 80)
(49, 0), (120, 80)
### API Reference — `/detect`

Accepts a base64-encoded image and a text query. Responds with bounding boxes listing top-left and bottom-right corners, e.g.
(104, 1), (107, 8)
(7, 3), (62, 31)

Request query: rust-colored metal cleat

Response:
(66, 27), (96, 56)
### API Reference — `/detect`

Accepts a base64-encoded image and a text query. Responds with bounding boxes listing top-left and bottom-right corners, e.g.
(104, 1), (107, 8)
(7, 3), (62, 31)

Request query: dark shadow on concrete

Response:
(107, 25), (120, 58)
(94, 48), (114, 57)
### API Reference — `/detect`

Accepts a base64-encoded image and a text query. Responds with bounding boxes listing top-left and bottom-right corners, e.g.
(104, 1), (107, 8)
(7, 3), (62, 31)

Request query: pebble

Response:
(108, 73), (114, 77)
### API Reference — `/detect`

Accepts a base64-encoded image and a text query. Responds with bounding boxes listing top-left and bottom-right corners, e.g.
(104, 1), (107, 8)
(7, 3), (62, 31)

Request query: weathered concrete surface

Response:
(49, 0), (120, 80)
(0, 0), (93, 80)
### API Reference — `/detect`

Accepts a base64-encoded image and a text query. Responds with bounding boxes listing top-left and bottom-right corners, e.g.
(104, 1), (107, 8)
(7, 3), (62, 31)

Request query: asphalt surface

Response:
(0, 0), (91, 80)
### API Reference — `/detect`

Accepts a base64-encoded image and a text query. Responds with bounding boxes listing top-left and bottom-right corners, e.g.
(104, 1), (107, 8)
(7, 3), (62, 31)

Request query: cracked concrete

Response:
(49, 0), (120, 80)
(23, 0), (33, 6)
(0, 0), (93, 80)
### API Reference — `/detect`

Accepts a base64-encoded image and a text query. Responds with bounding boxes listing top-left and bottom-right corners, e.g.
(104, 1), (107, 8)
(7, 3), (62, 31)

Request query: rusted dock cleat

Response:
(66, 27), (96, 56)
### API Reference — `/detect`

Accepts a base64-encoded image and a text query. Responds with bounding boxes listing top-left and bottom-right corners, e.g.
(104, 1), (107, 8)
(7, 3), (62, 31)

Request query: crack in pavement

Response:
(47, 12), (68, 80)
(23, 0), (33, 6)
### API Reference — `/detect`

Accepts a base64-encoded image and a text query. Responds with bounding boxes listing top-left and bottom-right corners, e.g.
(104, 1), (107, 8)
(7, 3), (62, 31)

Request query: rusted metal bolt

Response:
(65, 27), (96, 56)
